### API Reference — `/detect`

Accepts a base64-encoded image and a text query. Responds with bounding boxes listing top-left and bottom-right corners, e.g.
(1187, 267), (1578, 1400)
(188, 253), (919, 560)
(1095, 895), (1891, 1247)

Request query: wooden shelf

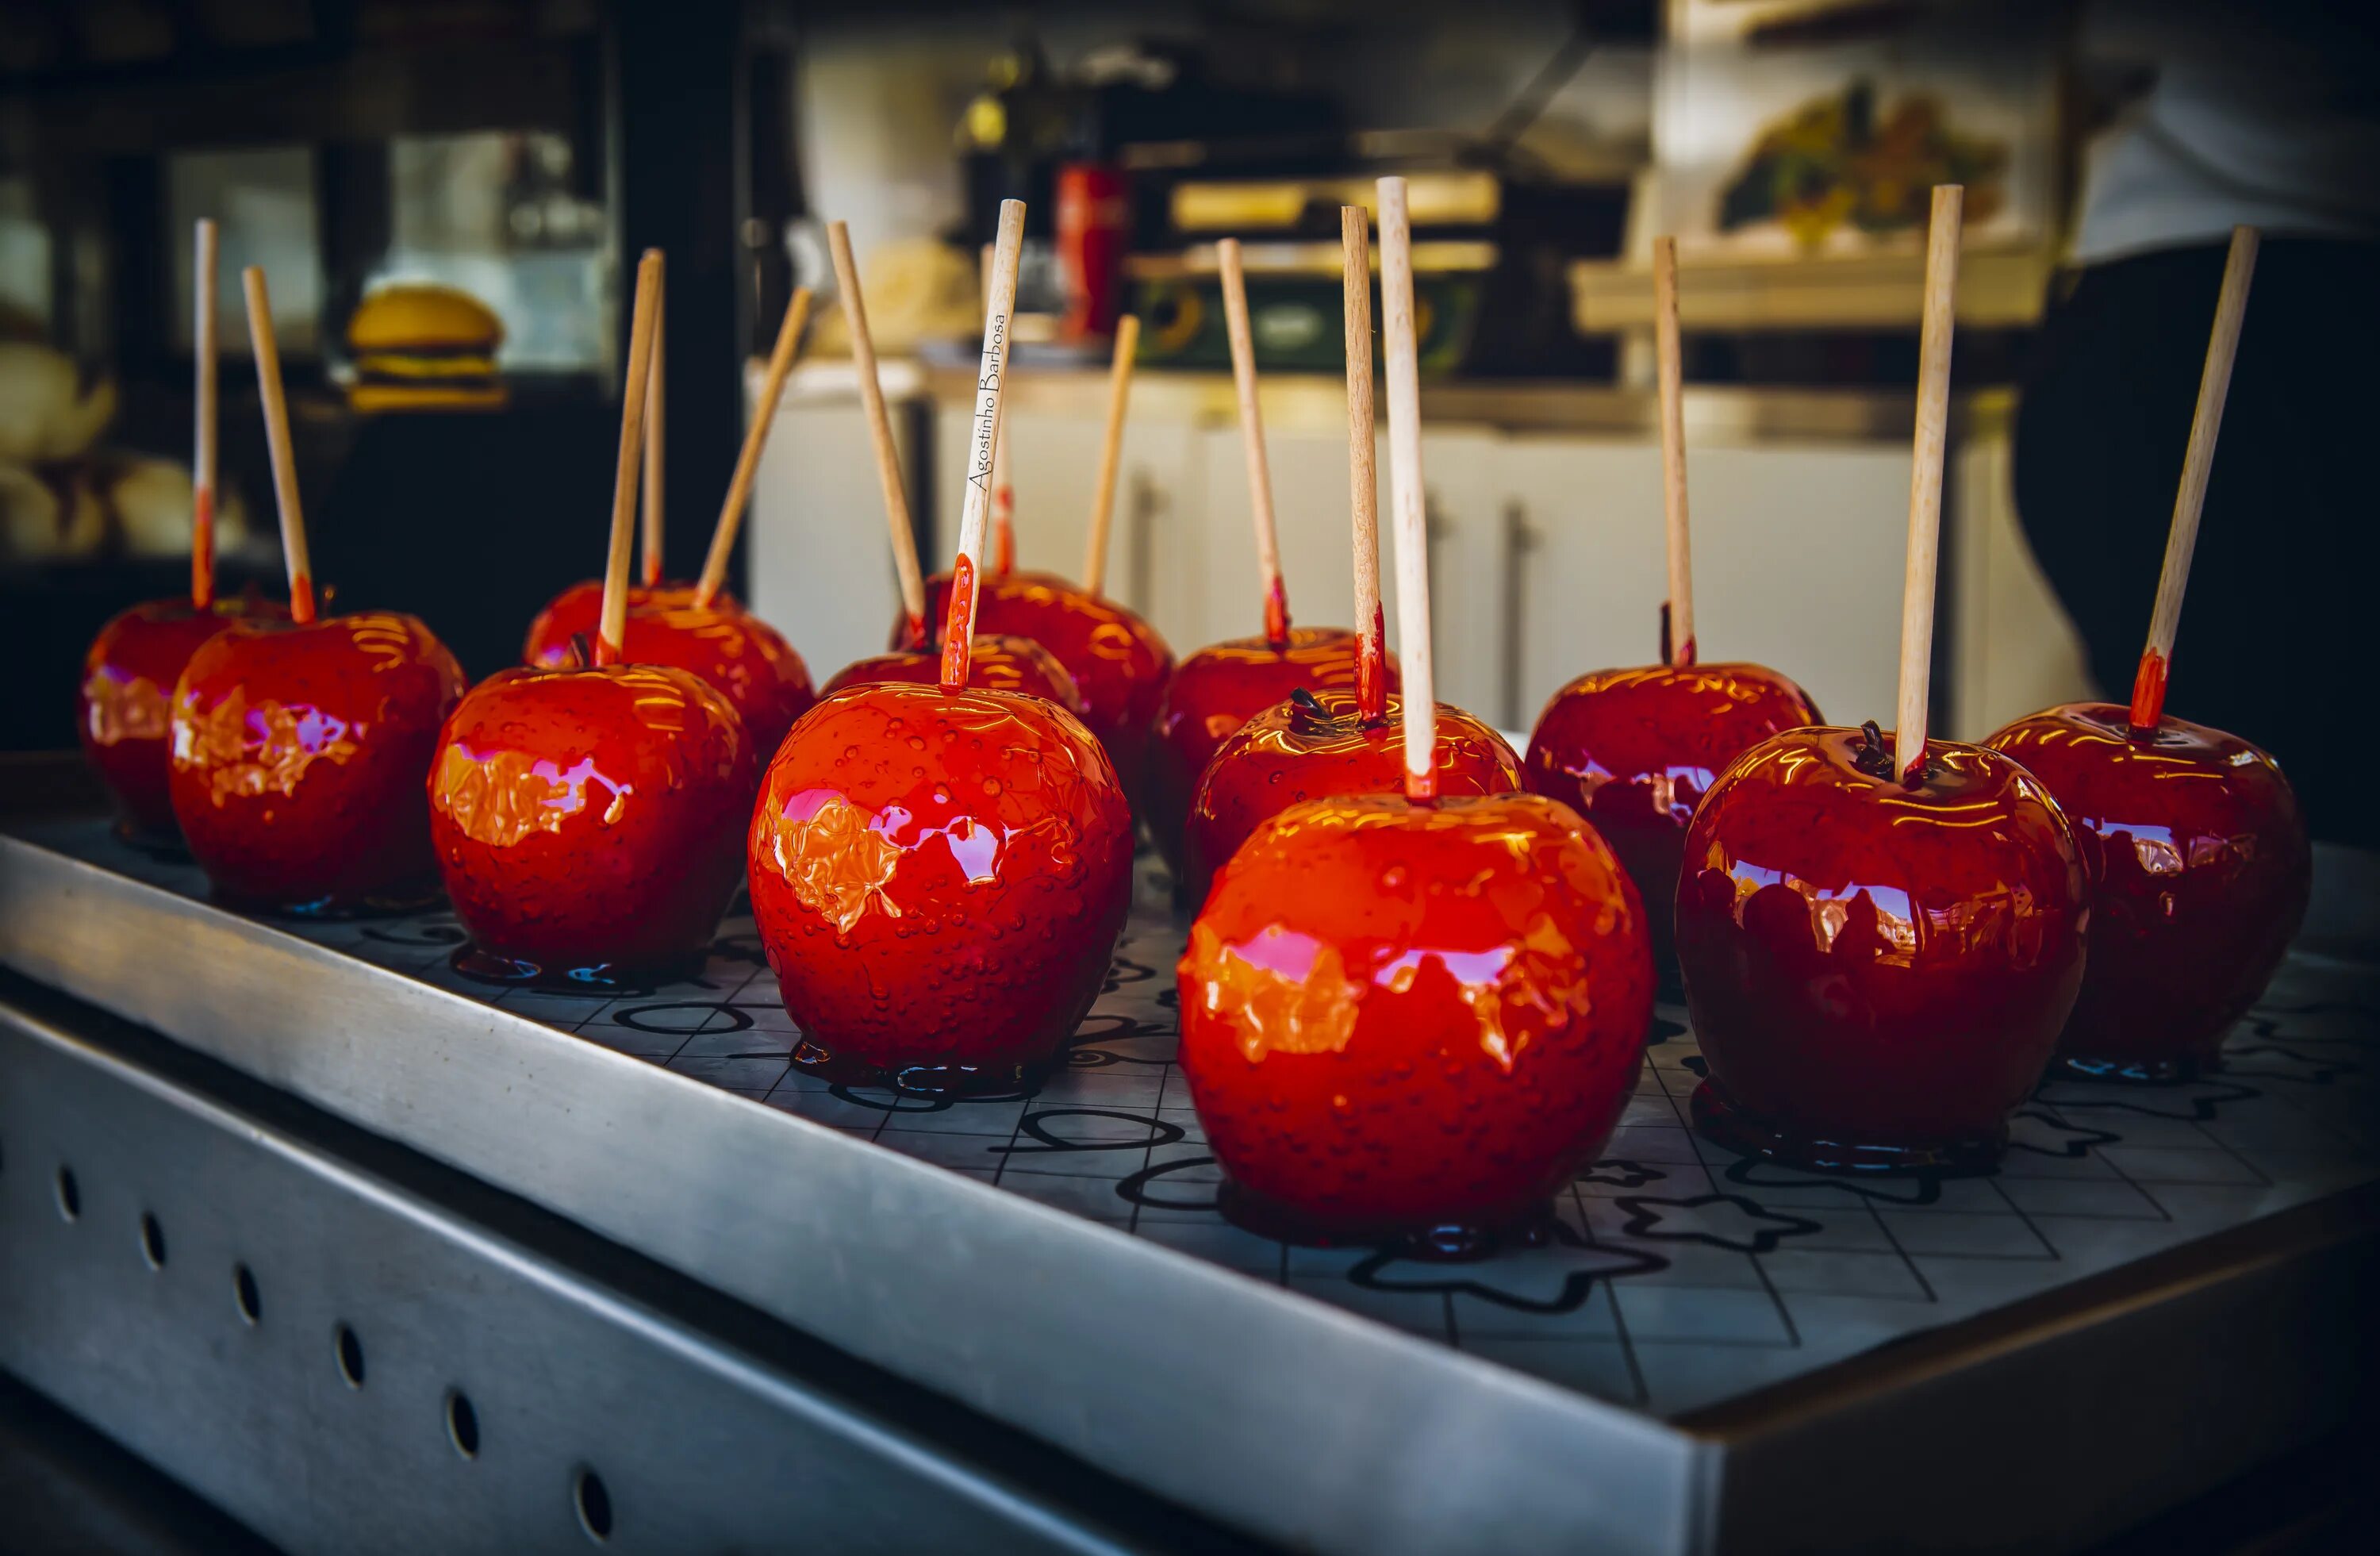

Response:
(1569, 246), (2057, 333)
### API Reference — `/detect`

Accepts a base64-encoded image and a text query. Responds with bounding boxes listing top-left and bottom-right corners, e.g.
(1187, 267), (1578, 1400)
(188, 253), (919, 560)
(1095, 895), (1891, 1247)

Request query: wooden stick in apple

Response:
(1219, 237), (1291, 647)
(192, 219), (218, 610)
(1341, 206), (1388, 725)
(692, 284), (814, 609)
(1893, 184), (1963, 782)
(596, 252), (666, 664)
(1081, 314), (1141, 595)
(640, 248), (666, 590)
(829, 221), (931, 647)
(2129, 225), (2259, 734)
(241, 267), (315, 624)
(940, 200), (1027, 693)
(1377, 178), (1434, 799)
(1653, 236), (1695, 667)
(981, 242), (1016, 576)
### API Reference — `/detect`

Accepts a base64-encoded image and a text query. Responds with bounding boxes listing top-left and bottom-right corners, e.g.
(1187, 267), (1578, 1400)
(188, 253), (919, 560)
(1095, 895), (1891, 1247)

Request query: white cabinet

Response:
(746, 388), (920, 684)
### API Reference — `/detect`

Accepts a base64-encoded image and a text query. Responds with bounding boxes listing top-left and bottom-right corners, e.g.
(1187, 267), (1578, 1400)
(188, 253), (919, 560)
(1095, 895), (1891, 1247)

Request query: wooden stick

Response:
(597, 252), (666, 664)
(1894, 185), (1963, 782)
(828, 220), (930, 646)
(2129, 225), (2259, 733)
(192, 219), (218, 610)
(1653, 236), (1695, 667)
(1081, 314), (1140, 595)
(982, 243), (1015, 575)
(693, 285), (813, 609)
(1342, 206), (1388, 725)
(639, 248), (666, 589)
(240, 267), (314, 624)
(1377, 179), (1434, 800)
(940, 201), (1027, 693)
(1218, 237), (1289, 645)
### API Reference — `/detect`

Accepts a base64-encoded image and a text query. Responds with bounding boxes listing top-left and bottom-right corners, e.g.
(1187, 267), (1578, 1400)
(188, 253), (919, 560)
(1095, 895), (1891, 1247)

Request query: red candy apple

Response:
(1180, 790), (1653, 1251)
(525, 599), (813, 759)
(1146, 627), (1385, 873)
(826, 632), (1081, 710)
(169, 612), (466, 912)
(1525, 662), (1818, 968)
(524, 578), (739, 656)
(1675, 723), (2088, 1170)
(1986, 707), (2307, 1079)
(915, 569), (1171, 801)
(80, 594), (287, 841)
(428, 662), (754, 988)
(747, 680), (1134, 1093)
(1183, 688), (1521, 906)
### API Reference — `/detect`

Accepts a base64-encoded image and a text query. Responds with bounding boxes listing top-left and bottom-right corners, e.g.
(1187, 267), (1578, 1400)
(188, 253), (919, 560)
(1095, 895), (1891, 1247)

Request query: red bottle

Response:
(1183, 688), (1522, 907)
(1984, 703), (2309, 1079)
(747, 681), (1134, 1093)
(1674, 724), (2089, 1171)
(916, 570), (1172, 805)
(1145, 627), (1384, 874)
(1179, 791), (1653, 1252)
(526, 599), (812, 760)
(826, 633), (1081, 712)
(428, 662), (754, 989)
(168, 613), (466, 912)
(1525, 662), (1818, 969)
(79, 594), (288, 842)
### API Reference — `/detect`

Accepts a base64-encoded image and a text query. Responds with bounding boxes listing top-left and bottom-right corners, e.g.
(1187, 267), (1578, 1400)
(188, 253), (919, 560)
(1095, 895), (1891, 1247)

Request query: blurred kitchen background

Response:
(2, 0), (2351, 766)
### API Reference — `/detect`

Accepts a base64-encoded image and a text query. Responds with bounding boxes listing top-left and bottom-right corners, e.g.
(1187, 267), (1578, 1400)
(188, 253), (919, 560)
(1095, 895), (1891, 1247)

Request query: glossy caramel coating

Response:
(1178, 791), (1653, 1248)
(523, 578), (738, 657)
(428, 663), (754, 981)
(824, 634), (1082, 713)
(747, 681), (1134, 1093)
(1674, 727), (2088, 1170)
(1525, 662), (1819, 969)
(79, 595), (289, 839)
(168, 613), (466, 912)
(1183, 689), (1524, 907)
(528, 600), (814, 759)
(1145, 628), (1388, 873)
(916, 570), (1173, 805)
(1985, 702), (2309, 1078)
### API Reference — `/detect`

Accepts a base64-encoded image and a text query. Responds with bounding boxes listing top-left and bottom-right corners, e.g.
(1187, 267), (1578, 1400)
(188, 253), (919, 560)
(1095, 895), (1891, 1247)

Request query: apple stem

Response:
(940, 199), (1027, 693)
(693, 285), (813, 610)
(1339, 206), (1391, 727)
(191, 219), (217, 612)
(640, 252), (666, 590)
(240, 266), (316, 626)
(1378, 178), (1436, 802)
(830, 221), (931, 638)
(2129, 225), (2259, 736)
(1219, 237), (1291, 648)
(1081, 315), (1141, 596)
(597, 251), (666, 665)
(981, 244), (1017, 578)
(1894, 185), (1963, 784)
(1653, 236), (1696, 670)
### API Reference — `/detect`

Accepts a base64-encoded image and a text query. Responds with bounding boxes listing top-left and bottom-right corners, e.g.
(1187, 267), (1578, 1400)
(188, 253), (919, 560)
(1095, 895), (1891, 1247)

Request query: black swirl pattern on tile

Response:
(2219, 1039), (2359, 1085)
(2035, 1078), (2259, 1121)
(1578, 1158), (1667, 1189)
(1104, 956), (1158, 989)
(1116, 1155), (1223, 1212)
(1680, 1055), (1709, 1078)
(995, 1108), (1188, 1156)
(362, 916), (468, 948)
(614, 1000), (750, 1034)
(1349, 1226), (1668, 1312)
(1645, 1016), (1687, 1047)
(1612, 1193), (1821, 1254)
(1719, 1155), (1948, 1206)
(2006, 1108), (2122, 1158)
(706, 931), (772, 968)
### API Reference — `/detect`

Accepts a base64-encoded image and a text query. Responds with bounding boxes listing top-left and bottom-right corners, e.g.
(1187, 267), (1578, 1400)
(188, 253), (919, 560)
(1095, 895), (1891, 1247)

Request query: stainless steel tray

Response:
(3, 778), (2374, 1553)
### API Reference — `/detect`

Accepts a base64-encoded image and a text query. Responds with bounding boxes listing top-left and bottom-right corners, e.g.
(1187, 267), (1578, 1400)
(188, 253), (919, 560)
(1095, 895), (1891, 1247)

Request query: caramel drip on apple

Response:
(2129, 225), (2259, 735)
(941, 200), (1027, 694)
